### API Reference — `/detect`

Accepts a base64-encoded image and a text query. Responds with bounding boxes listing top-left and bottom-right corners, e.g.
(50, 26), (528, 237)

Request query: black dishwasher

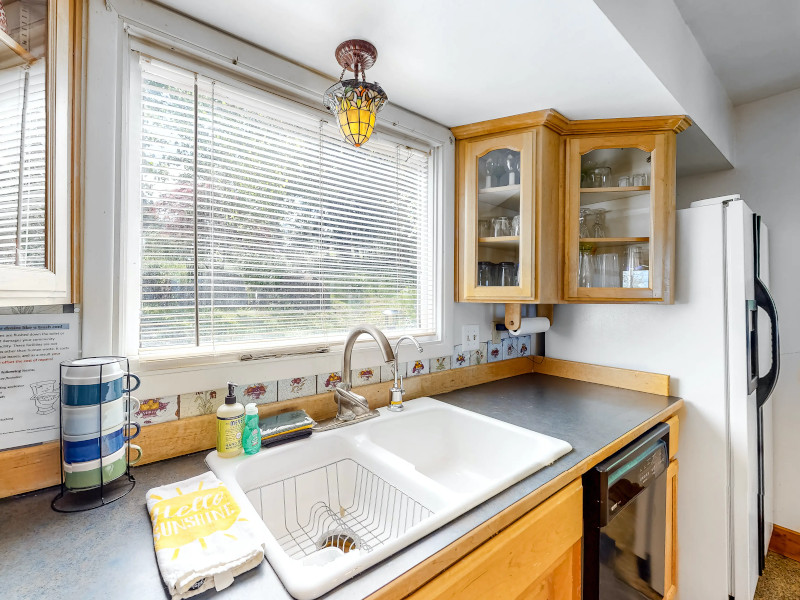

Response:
(583, 423), (670, 600)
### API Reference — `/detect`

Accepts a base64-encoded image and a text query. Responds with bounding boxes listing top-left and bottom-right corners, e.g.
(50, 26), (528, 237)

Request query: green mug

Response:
(63, 443), (142, 490)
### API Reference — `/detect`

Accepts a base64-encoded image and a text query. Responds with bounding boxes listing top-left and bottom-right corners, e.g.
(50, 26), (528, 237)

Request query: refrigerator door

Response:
(754, 215), (779, 574)
(723, 199), (760, 600)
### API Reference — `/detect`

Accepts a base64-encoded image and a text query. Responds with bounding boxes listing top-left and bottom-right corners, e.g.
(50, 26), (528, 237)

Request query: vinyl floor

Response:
(754, 552), (800, 599)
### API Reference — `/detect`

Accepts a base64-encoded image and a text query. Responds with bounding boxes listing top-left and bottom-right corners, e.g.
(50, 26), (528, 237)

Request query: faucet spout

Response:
(340, 324), (395, 391)
(331, 324), (396, 423)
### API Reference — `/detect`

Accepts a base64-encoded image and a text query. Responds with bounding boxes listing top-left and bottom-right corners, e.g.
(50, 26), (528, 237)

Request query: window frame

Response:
(0, 0), (75, 306)
(120, 37), (448, 371)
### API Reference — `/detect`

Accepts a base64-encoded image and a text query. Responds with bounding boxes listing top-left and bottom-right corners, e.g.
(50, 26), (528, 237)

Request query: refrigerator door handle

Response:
(746, 299), (759, 395)
(755, 276), (780, 407)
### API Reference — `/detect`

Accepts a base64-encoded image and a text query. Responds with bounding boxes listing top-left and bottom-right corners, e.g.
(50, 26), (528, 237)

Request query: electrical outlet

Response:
(462, 324), (480, 351)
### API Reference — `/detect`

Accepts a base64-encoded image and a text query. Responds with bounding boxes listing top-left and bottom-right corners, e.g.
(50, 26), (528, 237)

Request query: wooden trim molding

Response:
(451, 109), (691, 140)
(769, 525), (800, 563)
(531, 356), (670, 396)
(451, 109), (570, 140)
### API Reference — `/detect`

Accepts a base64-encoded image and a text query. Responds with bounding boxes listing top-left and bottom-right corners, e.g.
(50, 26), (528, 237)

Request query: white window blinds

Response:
(0, 61), (46, 267)
(136, 57), (435, 352)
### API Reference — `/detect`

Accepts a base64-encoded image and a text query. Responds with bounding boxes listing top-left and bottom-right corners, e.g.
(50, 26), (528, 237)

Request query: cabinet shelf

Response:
(0, 30), (37, 69)
(580, 186), (650, 193)
(478, 236), (520, 249)
(580, 237), (649, 247)
(478, 184), (520, 208)
(580, 186), (650, 206)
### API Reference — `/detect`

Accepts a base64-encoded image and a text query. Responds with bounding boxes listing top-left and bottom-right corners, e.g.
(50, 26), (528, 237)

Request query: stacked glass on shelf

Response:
(579, 243), (649, 289)
(578, 208), (649, 288)
(479, 215), (521, 238)
(581, 163), (650, 188)
(478, 261), (519, 287)
(53, 357), (143, 511)
(482, 152), (521, 189)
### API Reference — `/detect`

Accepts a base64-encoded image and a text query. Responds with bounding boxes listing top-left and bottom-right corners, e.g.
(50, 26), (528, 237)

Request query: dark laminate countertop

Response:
(0, 373), (682, 600)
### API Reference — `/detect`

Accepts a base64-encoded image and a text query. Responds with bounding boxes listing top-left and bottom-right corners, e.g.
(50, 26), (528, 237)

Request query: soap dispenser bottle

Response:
(216, 382), (244, 458)
(242, 403), (261, 455)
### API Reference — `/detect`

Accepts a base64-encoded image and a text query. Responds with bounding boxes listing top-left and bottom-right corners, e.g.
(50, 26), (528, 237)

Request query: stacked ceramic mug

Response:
(58, 357), (142, 498)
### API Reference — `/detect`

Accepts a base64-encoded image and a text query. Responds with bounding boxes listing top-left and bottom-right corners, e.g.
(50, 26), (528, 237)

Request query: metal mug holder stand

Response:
(52, 356), (139, 513)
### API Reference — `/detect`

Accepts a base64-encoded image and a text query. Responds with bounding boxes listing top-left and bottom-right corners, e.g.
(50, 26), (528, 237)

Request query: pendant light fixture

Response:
(323, 39), (388, 148)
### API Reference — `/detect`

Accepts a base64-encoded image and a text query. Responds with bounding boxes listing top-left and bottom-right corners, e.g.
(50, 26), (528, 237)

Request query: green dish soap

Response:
(242, 403), (261, 455)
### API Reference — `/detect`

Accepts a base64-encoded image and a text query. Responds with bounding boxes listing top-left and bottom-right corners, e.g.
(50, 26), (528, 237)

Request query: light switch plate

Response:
(462, 324), (480, 351)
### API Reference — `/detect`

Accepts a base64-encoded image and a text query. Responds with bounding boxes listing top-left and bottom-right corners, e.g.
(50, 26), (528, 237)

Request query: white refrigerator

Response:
(548, 196), (780, 600)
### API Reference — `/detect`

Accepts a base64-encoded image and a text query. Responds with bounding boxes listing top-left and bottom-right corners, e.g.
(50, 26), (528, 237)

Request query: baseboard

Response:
(769, 525), (800, 563)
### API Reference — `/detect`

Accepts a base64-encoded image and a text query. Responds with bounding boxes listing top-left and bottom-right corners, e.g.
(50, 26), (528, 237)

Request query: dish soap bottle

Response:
(216, 382), (244, 458)
(242, 403), (261, 455)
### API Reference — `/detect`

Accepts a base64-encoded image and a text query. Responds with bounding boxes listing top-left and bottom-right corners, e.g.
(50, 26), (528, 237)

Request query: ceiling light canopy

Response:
(323, 39), (388, 148)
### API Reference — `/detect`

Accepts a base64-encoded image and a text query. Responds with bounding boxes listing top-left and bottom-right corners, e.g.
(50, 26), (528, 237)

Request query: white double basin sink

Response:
(206, 397), (572, 600)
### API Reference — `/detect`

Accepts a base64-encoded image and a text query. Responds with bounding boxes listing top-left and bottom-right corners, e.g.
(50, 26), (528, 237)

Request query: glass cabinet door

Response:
(461, 132), (534, 301)
(565, 133), (672, 302)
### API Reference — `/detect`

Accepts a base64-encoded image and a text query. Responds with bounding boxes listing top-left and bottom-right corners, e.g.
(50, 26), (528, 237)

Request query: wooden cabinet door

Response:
(458, 131), (536, 302)
(406, 480), (582, 600)
(664, 459), (679, 600)
(563, 131), (676, 303)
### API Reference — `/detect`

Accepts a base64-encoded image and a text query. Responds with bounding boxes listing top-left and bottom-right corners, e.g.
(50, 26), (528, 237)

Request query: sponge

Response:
(259, 410), (315, 447)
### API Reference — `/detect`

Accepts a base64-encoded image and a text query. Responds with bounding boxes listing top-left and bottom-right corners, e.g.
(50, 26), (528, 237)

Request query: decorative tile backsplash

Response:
(406, 358), (429, 377)
(278, 376), (316, 401)
(135, 333), (533, 424)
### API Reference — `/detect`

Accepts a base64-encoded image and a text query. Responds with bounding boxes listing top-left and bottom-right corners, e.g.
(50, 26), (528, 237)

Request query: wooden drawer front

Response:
(407, 480), (582, 600)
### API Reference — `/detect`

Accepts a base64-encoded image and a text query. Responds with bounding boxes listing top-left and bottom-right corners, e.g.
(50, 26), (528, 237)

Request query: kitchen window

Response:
(127, 56), (437, 358)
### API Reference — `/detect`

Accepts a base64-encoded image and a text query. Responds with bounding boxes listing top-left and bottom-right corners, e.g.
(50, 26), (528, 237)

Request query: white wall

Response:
(80, 0), (497, 400)
(678, 86), (800, 533)
(594, 0), (735, 166)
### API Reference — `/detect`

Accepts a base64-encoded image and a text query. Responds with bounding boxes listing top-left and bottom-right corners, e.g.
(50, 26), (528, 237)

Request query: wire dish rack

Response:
(244, 458), (434, 559)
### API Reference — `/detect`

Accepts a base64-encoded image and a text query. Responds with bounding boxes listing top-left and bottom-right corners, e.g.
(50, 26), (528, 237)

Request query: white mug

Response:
(61, 396), (140, 436)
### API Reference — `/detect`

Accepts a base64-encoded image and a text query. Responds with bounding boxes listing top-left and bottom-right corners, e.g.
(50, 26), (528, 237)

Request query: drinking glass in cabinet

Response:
(584, 166), (612, 188)
(632, 173), (649, 186)
(498, 262), (516, 286)
(479, 219), (491, 238)
(623, 246), (649, 288)
(579, 208), (592, 238)
(511, 215), (521, 236)
(618, 175), (631, 187)
(593, 251), (620, 287)
(479, 148), (521, 189)
(492, 216), (511, 237)
(478, 261), (494, 286)
(591, 209), (607, 238)
(579, 247), (594, 288)
(484, 157), (496, 188)
(505, 154), (519, 185)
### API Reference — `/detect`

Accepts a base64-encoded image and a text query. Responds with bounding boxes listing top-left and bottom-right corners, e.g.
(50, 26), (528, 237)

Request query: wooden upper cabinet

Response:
(453, 110), (690, 305)
(0, 0), (78, 306)
(454, 113), (561, 304)
(564, 130), (679, 303)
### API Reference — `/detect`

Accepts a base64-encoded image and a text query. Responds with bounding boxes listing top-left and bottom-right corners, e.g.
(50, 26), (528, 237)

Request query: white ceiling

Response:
(673, 0), (800, 106)
(155, 0), (684, 128)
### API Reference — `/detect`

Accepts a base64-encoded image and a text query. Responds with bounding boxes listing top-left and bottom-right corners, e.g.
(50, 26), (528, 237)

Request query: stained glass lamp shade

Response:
(323, 39), (388, 148)
(323, 79), (387, 147)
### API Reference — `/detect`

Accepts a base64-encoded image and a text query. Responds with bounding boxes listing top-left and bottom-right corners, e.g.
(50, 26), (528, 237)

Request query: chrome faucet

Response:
(314, 324), (395, 431)
(389, 335), (423, 412)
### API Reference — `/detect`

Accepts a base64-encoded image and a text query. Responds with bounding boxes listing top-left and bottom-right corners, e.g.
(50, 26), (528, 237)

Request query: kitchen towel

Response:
(146, 472), (265, 599)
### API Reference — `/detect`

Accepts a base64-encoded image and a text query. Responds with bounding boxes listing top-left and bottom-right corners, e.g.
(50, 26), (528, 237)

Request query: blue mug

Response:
(61, 358), (140, 406)
(62, 422), (140, 463)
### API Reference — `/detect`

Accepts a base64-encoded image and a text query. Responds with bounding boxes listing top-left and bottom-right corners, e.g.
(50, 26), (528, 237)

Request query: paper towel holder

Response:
(504, 303), (553, 333)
